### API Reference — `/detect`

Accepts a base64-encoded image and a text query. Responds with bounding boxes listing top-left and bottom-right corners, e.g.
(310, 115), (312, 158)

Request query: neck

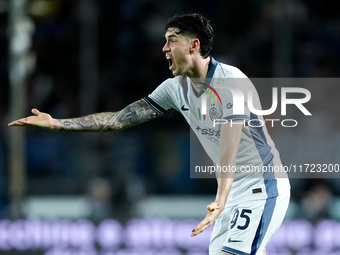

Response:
(189, 56), (211, 92)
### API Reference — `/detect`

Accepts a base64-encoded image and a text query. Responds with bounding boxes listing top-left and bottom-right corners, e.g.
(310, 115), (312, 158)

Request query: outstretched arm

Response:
(191, 121), (243, 237)
(8, 99), (163, 132)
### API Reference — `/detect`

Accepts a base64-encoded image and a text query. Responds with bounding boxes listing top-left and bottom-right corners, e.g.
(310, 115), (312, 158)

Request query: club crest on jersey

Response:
(209, 107), (218, 121)
(197, 82), (222, 121)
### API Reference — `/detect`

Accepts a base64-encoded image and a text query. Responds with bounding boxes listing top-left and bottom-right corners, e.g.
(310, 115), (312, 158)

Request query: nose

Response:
(162, 42), (170, 53)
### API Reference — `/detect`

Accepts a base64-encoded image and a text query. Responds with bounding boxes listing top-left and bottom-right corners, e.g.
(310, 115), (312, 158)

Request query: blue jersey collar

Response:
(206, 56), (218, 79)
(191, 56), (218, 98)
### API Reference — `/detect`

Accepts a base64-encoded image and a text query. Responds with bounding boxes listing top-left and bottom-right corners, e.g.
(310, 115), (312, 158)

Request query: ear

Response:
(190, 38), (200, 54)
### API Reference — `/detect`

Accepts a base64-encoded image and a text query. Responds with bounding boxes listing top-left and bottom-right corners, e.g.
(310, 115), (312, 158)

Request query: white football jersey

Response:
(144, 57), (290, 206)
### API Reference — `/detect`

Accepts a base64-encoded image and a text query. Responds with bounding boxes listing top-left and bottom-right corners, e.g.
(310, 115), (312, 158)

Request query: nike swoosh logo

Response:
(181, 105), (189, 111)
(228, 237), (243, 243)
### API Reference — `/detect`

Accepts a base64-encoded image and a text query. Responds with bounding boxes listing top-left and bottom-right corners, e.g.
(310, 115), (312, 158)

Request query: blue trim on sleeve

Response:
(221, 246), (249, 255)
(143, 97), (167, 115)
(223, 115), (250, 121)
(250, 196), (277, 255)
(248, 112), (278, 198)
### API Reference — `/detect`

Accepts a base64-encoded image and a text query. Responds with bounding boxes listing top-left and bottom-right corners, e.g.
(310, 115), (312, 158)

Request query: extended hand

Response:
(191, 202), (223, 237)
(8, 108), (56, 130)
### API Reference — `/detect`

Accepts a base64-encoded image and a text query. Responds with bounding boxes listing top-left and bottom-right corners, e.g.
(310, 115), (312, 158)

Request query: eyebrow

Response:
(165, 34), (178, 39)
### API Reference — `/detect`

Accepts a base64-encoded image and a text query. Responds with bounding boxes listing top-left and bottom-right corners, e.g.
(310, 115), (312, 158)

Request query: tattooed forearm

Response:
(57, 99), (162, 132)
(59, 115), (102, 131)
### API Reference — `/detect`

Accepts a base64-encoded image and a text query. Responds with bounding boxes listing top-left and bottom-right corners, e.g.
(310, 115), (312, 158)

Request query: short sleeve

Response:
(144, 78), (177, 114)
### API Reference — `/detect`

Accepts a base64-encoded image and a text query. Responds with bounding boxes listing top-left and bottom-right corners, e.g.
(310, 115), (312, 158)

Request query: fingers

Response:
(191, 202), (223, 237)
(191, 218), (214, 237)
(8, 118), (29, 126)
(8, 121), (23, 126)
(8, 108), (39, 126)
(191, 212), (217, 237)
(8, 118), (24, 126)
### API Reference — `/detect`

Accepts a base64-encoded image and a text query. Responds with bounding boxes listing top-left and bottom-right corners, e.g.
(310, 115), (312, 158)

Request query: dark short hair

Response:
(165, 13), (213, 58)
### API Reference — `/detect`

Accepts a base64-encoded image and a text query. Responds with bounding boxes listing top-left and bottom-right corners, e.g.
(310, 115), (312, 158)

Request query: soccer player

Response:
(9, 13), (290, 255)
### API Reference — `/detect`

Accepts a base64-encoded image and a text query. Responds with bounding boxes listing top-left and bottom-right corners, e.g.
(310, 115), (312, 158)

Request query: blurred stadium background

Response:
(1, 0), (340, 254)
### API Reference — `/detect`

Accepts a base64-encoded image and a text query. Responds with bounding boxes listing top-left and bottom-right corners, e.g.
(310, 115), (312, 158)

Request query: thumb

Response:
(31, 108), (41, 116)
(207, 203), (220, 211)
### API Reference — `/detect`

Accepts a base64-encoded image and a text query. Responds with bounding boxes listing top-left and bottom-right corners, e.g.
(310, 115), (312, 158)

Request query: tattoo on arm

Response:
(57, 99), (163, 132)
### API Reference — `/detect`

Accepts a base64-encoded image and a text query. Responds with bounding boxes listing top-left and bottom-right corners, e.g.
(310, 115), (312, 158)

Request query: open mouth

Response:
(168, 58), (173, 69)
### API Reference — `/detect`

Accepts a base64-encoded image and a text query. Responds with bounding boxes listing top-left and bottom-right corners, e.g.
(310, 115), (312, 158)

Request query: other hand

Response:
(191, 202), (223, 237)
(8, 108), (56, 130)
